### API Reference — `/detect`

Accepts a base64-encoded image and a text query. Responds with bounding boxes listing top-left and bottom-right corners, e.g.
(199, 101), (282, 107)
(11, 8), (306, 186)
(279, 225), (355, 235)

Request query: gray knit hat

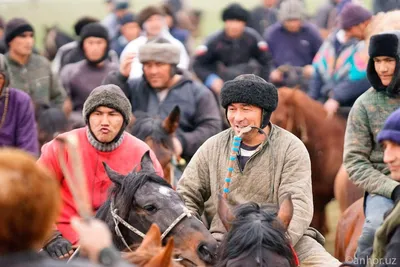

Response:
(83, 84), (132, 125)
(139, 37), (180, 65)
(278, 0), (306, 22)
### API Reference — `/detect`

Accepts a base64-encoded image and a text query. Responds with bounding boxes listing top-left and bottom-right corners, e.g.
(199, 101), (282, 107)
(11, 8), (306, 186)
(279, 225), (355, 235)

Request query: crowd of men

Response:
(3, 0), (400, 266)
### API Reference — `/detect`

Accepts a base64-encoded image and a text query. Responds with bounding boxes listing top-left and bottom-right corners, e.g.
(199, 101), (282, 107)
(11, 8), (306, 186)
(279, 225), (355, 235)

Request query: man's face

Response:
(224, 20), (246, 39)
(89, 106), (124, 143)
(383, 140), (400, 181)
(227, 103), (262, 137)
(8, 31), (34, 57)
(283, 19), (302, 33)
(143, 61), (172, 89)
(143, 14), (164, 37)
(83, 37), (107, 62)
(374, 56), (396, 86)
(346, 22), (367, 40)
(121, 22), (141, 42)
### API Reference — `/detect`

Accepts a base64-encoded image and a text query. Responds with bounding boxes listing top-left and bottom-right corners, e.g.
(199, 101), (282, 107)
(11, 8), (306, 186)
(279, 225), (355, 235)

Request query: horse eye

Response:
(143, 205), (157, 213)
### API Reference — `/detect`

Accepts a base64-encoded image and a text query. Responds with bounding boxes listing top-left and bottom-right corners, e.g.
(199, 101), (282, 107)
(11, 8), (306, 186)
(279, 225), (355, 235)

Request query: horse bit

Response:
(110, 198), (192, 252)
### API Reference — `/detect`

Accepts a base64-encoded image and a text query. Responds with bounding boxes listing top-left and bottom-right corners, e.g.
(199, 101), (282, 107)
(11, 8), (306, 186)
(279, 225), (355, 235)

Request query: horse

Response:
(123, 223), (183, 267)
(334, 165), (364, 213)
(334, 198), (364, 262)
(270, 87), (346, 234)
(130, 106), (183, 187)
(42, 25), (74, 61)
(95, 151), (217, 266)
(216, 194), (298, 267)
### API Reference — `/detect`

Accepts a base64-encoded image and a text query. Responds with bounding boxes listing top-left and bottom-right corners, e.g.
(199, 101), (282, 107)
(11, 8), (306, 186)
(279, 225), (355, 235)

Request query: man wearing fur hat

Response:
(3, 18), (68, 112)
(105, 38), (222, 162)
(38, 84), (163, 259)
(177, 74), (341, 266)
(344, 30), (400, 260)
(60, 23), (119, 127)
(120, 5), (190, 80)
(192, 3), (272, 95)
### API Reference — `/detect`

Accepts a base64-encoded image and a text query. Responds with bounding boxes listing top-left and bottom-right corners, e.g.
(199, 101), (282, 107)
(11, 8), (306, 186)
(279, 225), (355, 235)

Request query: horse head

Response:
(42, 25), (74, 61)
(130, 106), (182, 185)
(96, 151), (217, 266)
(216, 194), (297, 267)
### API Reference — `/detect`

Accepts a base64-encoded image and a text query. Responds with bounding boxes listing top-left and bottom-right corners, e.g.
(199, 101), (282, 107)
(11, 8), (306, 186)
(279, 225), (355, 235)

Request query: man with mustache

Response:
(38, 84), (163, 259)
(344, 30), (400, 261)
(177, 74), (341, 266)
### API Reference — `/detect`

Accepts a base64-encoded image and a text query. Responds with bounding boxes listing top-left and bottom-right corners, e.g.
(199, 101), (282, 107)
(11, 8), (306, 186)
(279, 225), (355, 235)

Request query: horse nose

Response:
(197, 242), (217, 264)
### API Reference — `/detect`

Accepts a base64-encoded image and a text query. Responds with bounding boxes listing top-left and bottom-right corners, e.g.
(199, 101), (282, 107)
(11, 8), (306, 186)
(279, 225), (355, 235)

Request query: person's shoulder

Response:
(302, 22), (321, 34)
(263, 22), (282, 38)
(30, 53), (51, 67)
(123, 132), (152, 150)
(270, 124), (307, 152)
(243, 26), (264, 39)
(203, 30), (224, 45)
(9, 87), (32, 105)
(123, 36), (146, 52)
(201, 128), (232, 148)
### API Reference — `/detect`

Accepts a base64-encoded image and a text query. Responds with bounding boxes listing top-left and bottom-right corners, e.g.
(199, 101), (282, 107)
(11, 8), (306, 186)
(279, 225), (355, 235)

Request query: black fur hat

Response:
(221, 74), (278, 128)
(367, 31), (400, 96)
(222, 3), (249, 23)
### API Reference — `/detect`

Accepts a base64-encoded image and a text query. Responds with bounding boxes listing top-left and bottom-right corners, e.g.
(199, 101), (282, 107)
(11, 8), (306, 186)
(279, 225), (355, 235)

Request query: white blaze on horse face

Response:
(158, 186), (172, 197)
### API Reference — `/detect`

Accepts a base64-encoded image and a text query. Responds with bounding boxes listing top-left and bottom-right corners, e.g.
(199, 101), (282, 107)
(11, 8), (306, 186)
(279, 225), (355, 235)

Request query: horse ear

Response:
(218, 194), (236, 231)
(141, 150), (155, 173)
(277, 194), (293, 230)
(146, 237), (174, 267)
(103, 162), (124, 186)
(136, 223), (162, 253)
(162, 106), (180, 134)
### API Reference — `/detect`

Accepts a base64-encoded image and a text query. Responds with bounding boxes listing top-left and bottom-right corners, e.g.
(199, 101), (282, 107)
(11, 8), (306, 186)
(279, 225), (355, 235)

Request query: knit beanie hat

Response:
(137, 6), (165, 28)
(113, 0), (129, 11)
(119, 12), (137, 26)
(73, 16), (99, 36)
(377, 108), (400, 144)
(339, 3), (372, 30)
(221, 74), (278, 128)
(222, 3), (249, 23)
(82, 84), (132, 125)
(278, 0), (306, 22)
(139, 37), (180, 65)
(4, 18), (34, 47)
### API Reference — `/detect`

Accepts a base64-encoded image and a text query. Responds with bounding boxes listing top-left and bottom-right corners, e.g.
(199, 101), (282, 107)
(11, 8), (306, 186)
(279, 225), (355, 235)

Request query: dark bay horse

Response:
(334, 198), (364, 262)
(96, 151), (217, 266)
(216, 195), (298, 267)
(130, 106), (183, 187)
(43, 25), (74, 61)
(270, 87), (346, 234)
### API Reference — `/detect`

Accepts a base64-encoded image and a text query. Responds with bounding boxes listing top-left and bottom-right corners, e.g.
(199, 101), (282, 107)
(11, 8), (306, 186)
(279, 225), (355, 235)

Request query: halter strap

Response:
(110, 199), (191, 252)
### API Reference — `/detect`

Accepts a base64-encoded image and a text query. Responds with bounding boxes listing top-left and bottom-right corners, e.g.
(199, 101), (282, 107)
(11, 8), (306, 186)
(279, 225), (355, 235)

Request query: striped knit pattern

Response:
(86, 128), (124, 152)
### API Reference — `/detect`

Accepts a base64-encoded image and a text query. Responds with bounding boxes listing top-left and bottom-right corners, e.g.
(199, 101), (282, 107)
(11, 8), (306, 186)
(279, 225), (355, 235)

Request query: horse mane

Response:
(217, 202), (295, 267)
(109, 169), (172, 217)
(130, 111), (174, 150)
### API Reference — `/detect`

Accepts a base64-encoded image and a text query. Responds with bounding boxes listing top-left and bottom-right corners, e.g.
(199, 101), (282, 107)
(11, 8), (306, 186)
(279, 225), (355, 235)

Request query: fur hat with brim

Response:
(83, 84), (131, 125)
(139, 37), (180, 64)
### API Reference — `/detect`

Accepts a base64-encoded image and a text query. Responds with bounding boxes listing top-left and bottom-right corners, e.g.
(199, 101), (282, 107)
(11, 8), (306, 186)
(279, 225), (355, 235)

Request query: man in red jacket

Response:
(38, 84), (163, 259)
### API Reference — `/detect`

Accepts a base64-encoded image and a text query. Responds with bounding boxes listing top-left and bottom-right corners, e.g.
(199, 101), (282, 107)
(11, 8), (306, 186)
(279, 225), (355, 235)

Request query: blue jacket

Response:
(264, 22), (323, 68)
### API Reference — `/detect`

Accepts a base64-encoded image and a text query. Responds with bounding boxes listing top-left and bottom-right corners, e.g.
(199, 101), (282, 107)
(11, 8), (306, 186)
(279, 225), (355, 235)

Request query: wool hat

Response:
(339, 3), (372, 30)
(79, 22), (109, 43)
(119, 12), (137, 26)
(73, 16), (99, 36)
(137, 6), (165, 28)
(222, 3), (249, 23)
(113, 0), (129, 11)
(139, 37), (180, 65)
(82, 84), (132, 125)
(4, 18), (34, 47)
(278, 0), (306, 22)
(221, 74), (278, 128)
(367, 31), (400, 96)
(377, 108), (400, 144)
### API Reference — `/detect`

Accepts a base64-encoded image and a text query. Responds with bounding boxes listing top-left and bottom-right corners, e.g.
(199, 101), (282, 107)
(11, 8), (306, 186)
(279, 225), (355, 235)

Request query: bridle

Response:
(110, 198), (192, 252)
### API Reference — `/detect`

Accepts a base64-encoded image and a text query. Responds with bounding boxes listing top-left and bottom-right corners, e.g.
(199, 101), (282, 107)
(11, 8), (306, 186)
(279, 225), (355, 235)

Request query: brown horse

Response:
(334, 165), (364, 213)
(270, 87), (346, 234)
(130, 106), (184, 187)
(334, 198), (364, 262)
(124, 224), (183, 267)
